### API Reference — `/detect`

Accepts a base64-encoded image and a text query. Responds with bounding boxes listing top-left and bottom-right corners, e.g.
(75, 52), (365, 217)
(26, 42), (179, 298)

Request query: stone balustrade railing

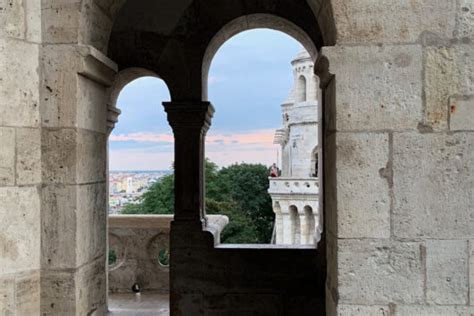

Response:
(268, 177), (319, 195)
(108, 214), (228, 293)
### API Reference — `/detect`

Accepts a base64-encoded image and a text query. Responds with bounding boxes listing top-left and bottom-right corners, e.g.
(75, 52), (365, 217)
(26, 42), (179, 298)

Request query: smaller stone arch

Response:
(297, 75), (307, 102)
(303, 206), (316, 245)
(202, 14), (319, 101)
(311, 146), (319, 177)
(289, 205), (301, 244)
(106, 67), (169, 135)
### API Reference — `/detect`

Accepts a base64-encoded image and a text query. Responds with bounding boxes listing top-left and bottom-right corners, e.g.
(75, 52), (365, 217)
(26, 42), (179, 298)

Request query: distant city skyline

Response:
(109, 29), (304, 170)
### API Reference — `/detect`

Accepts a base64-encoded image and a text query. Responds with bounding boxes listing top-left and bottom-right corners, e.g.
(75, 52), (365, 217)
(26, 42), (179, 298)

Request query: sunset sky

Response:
(109, 29), (303, 170)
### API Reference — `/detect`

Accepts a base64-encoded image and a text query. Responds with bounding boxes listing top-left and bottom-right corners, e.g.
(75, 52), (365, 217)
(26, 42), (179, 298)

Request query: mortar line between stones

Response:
(421, 45), (427, 128)
(23, 0), (27, 41)
(388, 132), (394, 240)
(468, 240), (471, 306)
(326, 129), (474, 134)
(421, 242), (428, 304)
(14, 127), (17, 186)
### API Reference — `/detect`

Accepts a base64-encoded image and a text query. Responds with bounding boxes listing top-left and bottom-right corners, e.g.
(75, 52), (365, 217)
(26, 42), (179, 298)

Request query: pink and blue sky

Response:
(109, 29), (303, 170)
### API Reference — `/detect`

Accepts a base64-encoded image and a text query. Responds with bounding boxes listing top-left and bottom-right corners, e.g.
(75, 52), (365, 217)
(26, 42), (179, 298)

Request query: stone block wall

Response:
(1, 1), (116, 314)
(108, 215), (228, 294)
(39, 43), (115, 315)
(323, 0), (473, 314)
(0, 0), (472, 315)
(0, 0), (42, 313)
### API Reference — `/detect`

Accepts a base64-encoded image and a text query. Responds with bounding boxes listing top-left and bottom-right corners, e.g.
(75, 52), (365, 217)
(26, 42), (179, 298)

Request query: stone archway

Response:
(36, 1), (337, 314)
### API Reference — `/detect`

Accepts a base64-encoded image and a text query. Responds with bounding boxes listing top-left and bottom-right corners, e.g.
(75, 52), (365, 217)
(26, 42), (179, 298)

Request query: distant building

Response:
(268, 51), (321, 246)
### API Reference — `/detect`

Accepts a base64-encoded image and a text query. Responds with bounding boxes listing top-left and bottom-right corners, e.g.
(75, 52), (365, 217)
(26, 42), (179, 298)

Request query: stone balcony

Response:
(107, 214), (228, 314)
(268, 177), (319, 196)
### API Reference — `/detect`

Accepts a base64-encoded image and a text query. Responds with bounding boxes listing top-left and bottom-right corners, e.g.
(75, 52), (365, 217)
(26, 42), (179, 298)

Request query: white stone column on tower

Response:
(268, 50), (321, 246)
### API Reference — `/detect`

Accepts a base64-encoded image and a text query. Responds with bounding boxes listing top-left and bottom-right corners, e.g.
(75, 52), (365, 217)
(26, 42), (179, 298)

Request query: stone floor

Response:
(108, 292), (170, 315)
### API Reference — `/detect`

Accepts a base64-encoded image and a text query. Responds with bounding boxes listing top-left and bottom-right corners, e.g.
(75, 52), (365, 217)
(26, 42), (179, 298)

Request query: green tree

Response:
(120, 159), (274, 243)
(209, 163), (274, 243)
(122, 174), (174, 214)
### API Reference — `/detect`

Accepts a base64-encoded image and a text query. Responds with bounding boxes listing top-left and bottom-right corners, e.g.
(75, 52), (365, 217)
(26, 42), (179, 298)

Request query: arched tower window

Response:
(303, 206), (315, 244)
(289, 205), (301, 244)
(297, 75), (307, 102)
(311, 147), (319, 177)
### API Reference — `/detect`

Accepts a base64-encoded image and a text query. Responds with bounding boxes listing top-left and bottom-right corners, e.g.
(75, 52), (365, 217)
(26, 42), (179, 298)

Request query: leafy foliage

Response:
(120, 159), (274, 243)
(122, 174), (174, 214)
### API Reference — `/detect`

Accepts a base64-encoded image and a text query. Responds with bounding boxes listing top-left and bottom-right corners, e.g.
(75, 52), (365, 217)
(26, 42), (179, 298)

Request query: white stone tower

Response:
(268, 51), (321, 246)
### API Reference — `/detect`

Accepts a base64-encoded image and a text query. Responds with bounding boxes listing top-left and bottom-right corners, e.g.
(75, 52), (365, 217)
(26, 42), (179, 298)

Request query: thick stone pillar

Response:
(163, 101), (217, 314)
(39, 44), (117, 315)
(163, 101), (214, 226)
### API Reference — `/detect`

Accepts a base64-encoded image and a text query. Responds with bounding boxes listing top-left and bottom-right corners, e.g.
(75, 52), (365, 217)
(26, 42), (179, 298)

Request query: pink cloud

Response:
(109, 129), (280, 169)
(109, 132), (174, 143)
(110, 129), (276, 148)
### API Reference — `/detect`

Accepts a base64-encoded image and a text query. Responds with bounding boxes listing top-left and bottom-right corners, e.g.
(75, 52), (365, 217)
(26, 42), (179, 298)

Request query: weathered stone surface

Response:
(426, 240), (469, 305)
(41, 45), (80, 128)
(42, 128), (77, 184)
(75, 257), (107, 316)
(323, 45), (422, 131)
(15, 271), (40, 314)
(0, 127), (15, 185)
(76, 129), (107, 183)
(0, 186), (40, 275)
(331, 0), (456, 44)
(76, 183), (107, 266)
(335, 133), (390, 238)
(0, 39), (40, 127)
(40, 270), (76, 315)
(0, 276), (14, 315)
(470, 239), (474, 306)
(450, 95), (474, 131)
(42, 2), (81, 45)
(42, 128), (105, 184)
(77, 76), (108, 134)
(0, 0), (25, 39)
(41, 44), (113, 132)
(25, 0), (41, 42)
(337, 304), (390, 316)
(16, 128), (41, 185)
(337, 240), (424, 304)
(455, 0), (474, 41)
(0, 0), (39, 41)
(41, 184), (77, 269)
(393, 305), (474, 315)
(393, 132), (474, 239)
(80, 0), (113, 53)
(424, 45), (474, 130)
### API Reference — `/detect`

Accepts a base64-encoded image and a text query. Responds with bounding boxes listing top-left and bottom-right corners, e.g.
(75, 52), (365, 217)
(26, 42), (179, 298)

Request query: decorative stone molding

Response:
(108, 214), (229, 293)
(268, 177), (320, 196)
(162, 101), (215, 224)
(76, 45), (118, 87)
(107, 103), (121, 135)
(163, 101), (215, 133)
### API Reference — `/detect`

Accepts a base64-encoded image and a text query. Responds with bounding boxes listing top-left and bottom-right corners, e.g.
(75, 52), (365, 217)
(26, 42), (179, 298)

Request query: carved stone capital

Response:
(163, 101), (215, 133)
(107, 104), (121, 135)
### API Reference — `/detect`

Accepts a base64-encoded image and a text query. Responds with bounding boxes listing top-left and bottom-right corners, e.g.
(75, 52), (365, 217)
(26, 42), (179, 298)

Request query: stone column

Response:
(164, 101), (216, 314)
(163, 101), (214, 227)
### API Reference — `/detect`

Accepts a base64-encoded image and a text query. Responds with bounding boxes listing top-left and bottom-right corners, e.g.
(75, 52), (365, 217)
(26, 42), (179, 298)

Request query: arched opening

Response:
(272, 201), (283, 244)
(289, 205), (301, 244)
(205, 29), (306, 245)
(202, 14), (319, 101)
(297, 75), (307, 102)
(304, 205), (316, 244)
(104, 2), (334, 314)
(311, 146), (319, 177)
(106, 71), (173, 313)
(204, 24), (322, 248)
